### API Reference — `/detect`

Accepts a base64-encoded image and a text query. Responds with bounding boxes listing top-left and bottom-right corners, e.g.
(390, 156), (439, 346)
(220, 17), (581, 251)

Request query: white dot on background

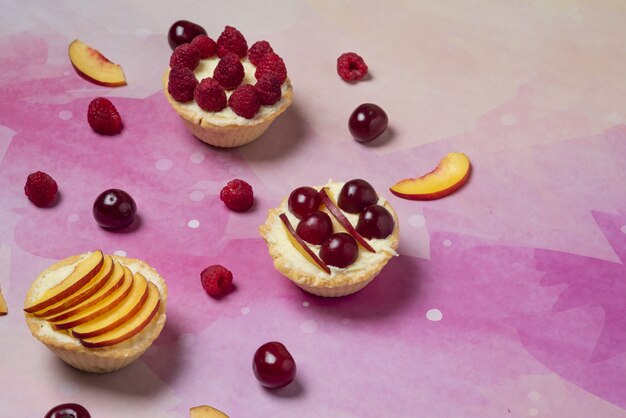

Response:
(443, 239), (452, 247)
(217, 154), (231, 162)
(190, 152), (205, 164)
(63, 70), (71, 76)
(58, 110), (73, 120)
(620, 225), (626, 234)
(300, 319), (318, 334)
(155, 159), (173, 171)
(341, 318), (350, 325)
(426, 308), (443, 321)
(500, 114), (517, 126)
(189, 190), (204, 202)
(67, 213), (80, 222)
(408, 214), (426, 228)
(302, 301), (310, 307)
(241, 307), (250, 315)
(178, 333), (195, 347)
(528, 391), (541, 401)
(188, 219), (200, 229)
(228, 165), (242, 175)
(528, 407), (539, 416)
(135, 28), (152, 38)
(113, 250), (127, 257)
(606, 113), (623, 124)
(59, 382), (79, 397)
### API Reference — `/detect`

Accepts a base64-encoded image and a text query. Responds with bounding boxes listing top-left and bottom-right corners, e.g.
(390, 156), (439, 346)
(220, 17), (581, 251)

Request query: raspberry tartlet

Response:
(260, 180), (400, 297)
(163, 26), (293, 148)
(23, 250), (167, 373)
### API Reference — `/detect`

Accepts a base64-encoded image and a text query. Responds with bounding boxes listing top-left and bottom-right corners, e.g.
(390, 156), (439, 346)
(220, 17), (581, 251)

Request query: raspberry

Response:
(194, 77), (227, 111)
(169, 43), (200, 70)
(87, 97), (123, 135)
(168, 66), (199, 102)
(217, 26), (248, 58)
(191, 34), (217, 58)
(337, 52), (368, 82)
(24, 171), (58, 207)
(228, 85), (260, 119)
(248, 40), (274, 66)
(200, 265), (233, 297)
(220, 179), (254, 212)
(213, 53), (245, 90)
(255, 52), (287, 85)
(254, 74), (282, 105)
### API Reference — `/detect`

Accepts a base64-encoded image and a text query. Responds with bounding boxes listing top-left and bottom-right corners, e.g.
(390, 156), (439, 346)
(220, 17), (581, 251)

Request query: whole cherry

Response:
(168, 20), (207, 49)
(45, 403), (91, 418)
(93, 189), (137, 229)
(253, 341), (297, 389)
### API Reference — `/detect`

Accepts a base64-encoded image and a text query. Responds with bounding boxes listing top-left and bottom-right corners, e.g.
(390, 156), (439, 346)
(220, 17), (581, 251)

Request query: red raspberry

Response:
(213, 53), (244, 90)
(169, 43), (200, 70)
(220, 179), (254, 212)
(168, 66), (199, 102)
(194, 77), (227, 111)
(248, 40), (274, 66)
(337, 52), (368, 82)
(24, 171), (58, 207)
(255, 52), (287, 85)
(217, 26), (248, 58)
(191, 35), (217, 58)
(254, 74), (282, 106)
(228, 85), (260, 119)
(87, 97), (123, 135)
(200, 265), (233, 297)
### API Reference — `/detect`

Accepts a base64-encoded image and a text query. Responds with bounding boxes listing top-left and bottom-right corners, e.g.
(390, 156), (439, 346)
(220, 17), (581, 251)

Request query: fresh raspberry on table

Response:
(337, 52), (368, 81)
(254, 52), (287, 85)
(168, 66), (199, 102)
(24, 171), (58, 207)
(248, 40), (274, 66)
(169, 43), (200, 70)
(217, 25), (248, 58)
(220, 179), (254, 212)
(191, 34), (217, 58)
(87, 97), (123, 135)
(194, 77), (227, 111)
(228, 84), (260, 119)
(254, 74), (282, 105)
(200, 265), (233, 297)
(213, 53), (245, 90)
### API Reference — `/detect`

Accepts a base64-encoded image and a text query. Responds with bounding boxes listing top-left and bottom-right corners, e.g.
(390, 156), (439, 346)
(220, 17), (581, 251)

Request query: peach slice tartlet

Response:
(23, 251), (167, 373)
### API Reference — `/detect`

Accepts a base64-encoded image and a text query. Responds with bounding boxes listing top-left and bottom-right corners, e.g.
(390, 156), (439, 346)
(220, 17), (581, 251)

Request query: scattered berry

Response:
(24, 171), (58, 207)
(200, 265), (233, 297)
(228, 84), (260, 119)
(194, 77), (227, 111)
(191, 34), (217, 58)
(87, 97), (123, 135)
(337, 52), (368, 82)
(217, 26), (248, 58)
(248, 40), (274, 66)
(220, 179), (254, 212)
(254, 74), (282, 105)
(213, 53), (245, 90)
(255, 52), (287, 84)
(169, 43), (200, 70)
(168, 66), (199, 102)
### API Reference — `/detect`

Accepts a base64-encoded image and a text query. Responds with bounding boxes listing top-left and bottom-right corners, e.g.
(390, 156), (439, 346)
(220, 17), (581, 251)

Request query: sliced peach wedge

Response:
(390, 152), (471, 200)
(190, 405), (230, 418)
(279, 213), (331, 274)
(0, 287), (7, 315)
(68, 39), (127, 87)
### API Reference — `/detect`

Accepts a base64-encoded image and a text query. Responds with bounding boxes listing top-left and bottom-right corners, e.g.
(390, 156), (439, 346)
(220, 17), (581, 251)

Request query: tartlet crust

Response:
(24, 254), (167, 373)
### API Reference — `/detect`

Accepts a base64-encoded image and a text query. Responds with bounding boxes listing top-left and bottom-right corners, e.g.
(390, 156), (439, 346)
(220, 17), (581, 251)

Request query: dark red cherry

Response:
(356, 204), (395, 239)
(45, 403), (91, 418)
(288, 186), (321, 219)
(93, 189), (137, 229)
(168, 20), (207, 49)
(296, 211), (333, 245)
(349, 103), (388, 143)
(337, 179), (378, 214)
(319, 232), (359, 268)
(253, 341), (297, 388)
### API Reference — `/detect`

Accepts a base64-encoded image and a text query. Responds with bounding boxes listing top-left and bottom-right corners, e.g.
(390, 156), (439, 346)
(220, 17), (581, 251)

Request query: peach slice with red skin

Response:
(68, 39), (127, 87)
(0, 288), (7, 315)
(390, 152), (471, 200)
(279, 213), (331, 274)
(190, 405), (230, 418)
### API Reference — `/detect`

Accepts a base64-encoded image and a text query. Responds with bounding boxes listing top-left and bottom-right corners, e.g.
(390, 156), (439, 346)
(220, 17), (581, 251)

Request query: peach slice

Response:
(319, 188), (376, 253)
(79, 282), (160, 348)
(71, 270), (149, 339)
(24, 250), (104, 313)
(34, 255), (114, 318)
(68, 39), (127, 87)
(279, 213), (331, 274)
(190, 406), (230, 418)
(0, 288), (7, 316)
(390, 152), (471, 200)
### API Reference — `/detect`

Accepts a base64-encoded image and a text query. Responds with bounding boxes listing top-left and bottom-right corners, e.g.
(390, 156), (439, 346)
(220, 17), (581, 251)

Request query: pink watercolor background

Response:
(1, 1), (626, 417)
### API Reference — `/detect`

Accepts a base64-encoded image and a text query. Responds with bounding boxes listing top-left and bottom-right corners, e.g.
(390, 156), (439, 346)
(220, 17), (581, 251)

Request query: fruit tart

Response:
(260, 180), (400, 297)
(163, 25), (293, 148)
(23, 250), (167, 373)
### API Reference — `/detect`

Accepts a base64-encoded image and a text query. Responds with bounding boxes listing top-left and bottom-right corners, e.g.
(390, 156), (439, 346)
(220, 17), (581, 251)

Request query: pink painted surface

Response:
(1, 1), (626, 416)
